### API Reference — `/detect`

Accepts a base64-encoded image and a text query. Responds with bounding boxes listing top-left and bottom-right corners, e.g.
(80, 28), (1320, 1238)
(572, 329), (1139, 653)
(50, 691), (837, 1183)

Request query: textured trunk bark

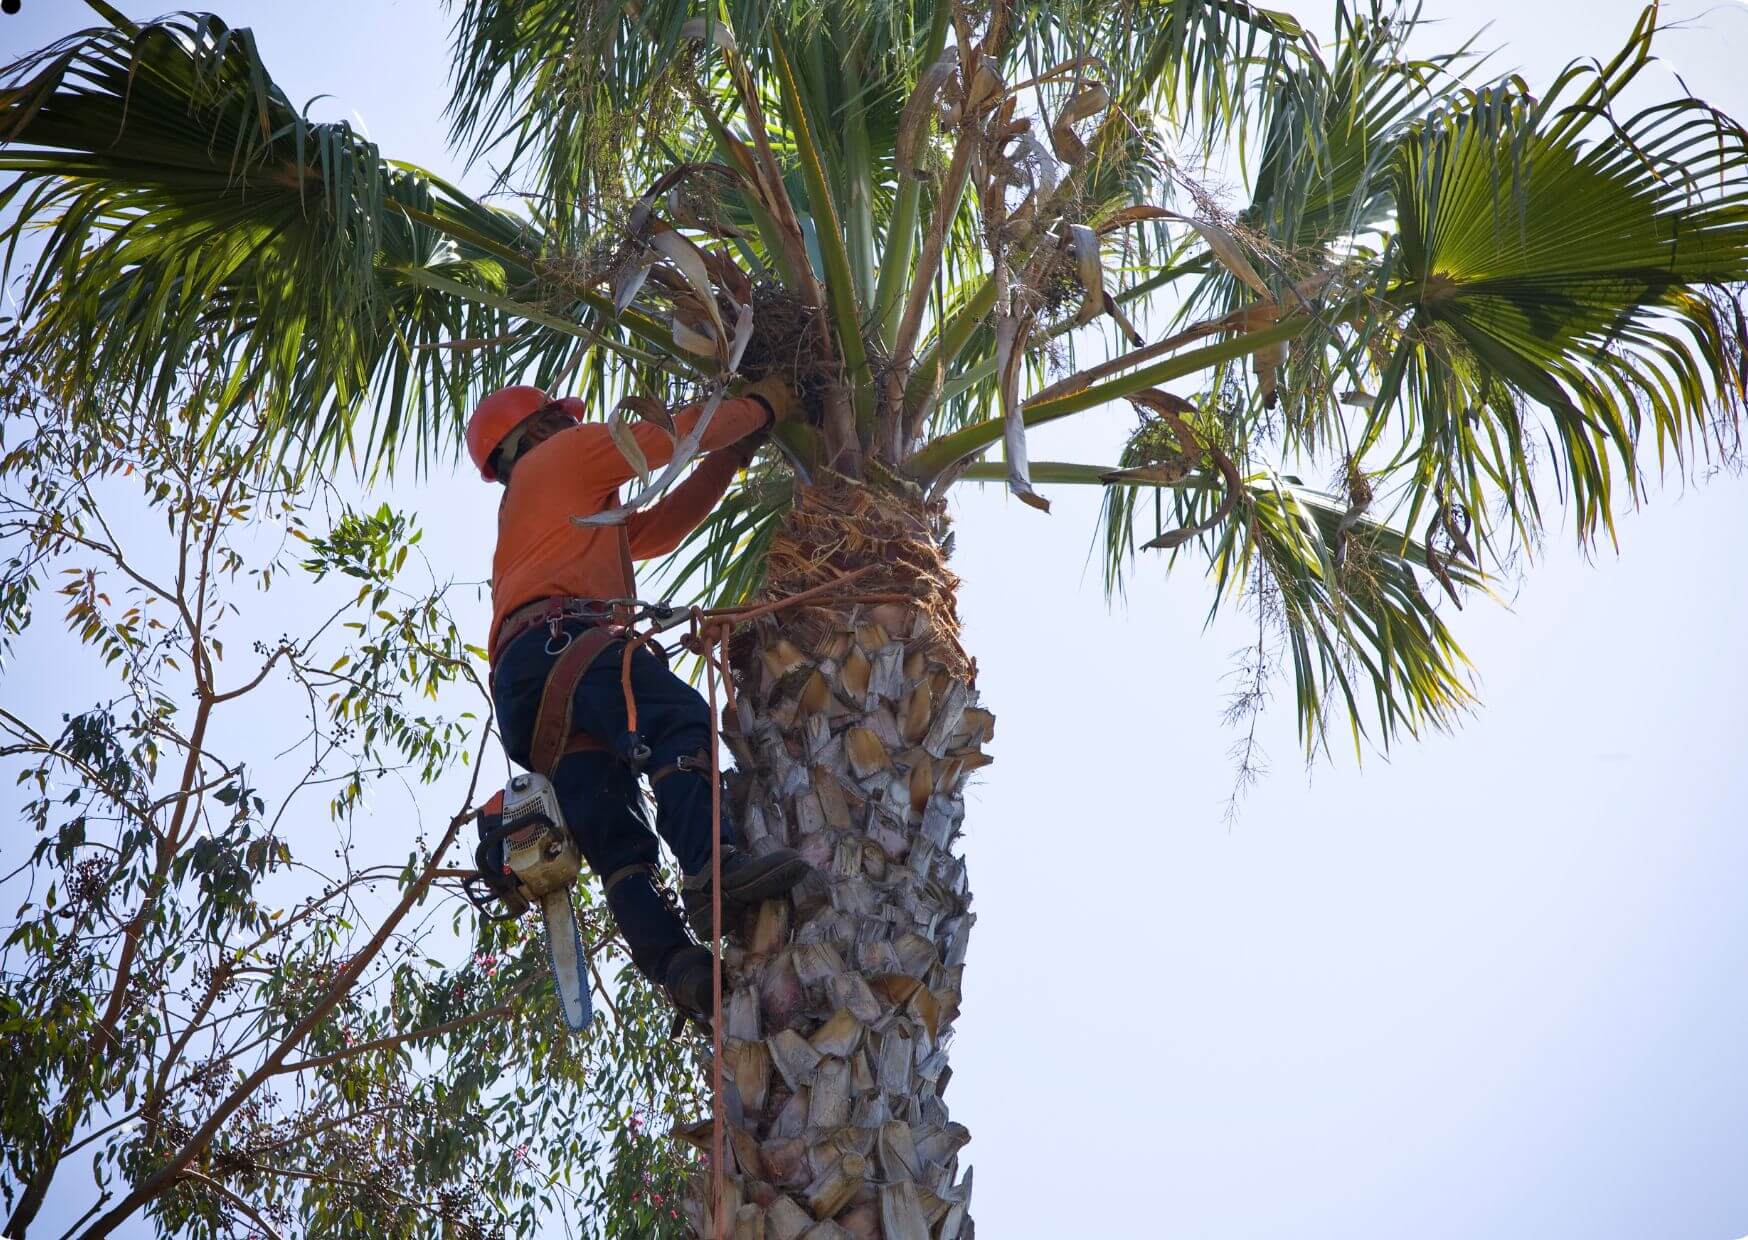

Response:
(680, 481), (986, 1240)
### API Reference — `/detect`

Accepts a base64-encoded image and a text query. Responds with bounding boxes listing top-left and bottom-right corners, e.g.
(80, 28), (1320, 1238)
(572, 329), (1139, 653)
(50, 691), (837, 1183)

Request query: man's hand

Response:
(741, 374), (799, 426)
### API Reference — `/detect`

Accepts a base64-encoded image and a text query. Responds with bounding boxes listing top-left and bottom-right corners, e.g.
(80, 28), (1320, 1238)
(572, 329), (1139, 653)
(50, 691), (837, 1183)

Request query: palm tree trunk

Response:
(681, 480), (986, 1240)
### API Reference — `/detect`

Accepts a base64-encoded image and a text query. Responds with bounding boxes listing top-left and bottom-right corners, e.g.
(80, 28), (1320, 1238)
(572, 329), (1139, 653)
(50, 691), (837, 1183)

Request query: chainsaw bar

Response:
(541, 888), (593, 1032)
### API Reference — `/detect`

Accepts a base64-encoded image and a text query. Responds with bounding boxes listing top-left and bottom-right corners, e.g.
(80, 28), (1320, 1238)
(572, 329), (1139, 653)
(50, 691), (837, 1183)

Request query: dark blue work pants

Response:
(490, 617), (729, 980)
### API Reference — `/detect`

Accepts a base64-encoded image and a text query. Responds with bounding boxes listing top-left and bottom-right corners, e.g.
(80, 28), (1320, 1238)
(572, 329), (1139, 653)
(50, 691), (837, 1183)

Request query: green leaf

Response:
(769, 27), (877, 436)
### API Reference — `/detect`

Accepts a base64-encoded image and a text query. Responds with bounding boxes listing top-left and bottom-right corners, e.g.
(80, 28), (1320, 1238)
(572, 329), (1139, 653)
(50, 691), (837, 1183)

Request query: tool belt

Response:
(492, 595), (620, 662)
(495, 596), (625, 776)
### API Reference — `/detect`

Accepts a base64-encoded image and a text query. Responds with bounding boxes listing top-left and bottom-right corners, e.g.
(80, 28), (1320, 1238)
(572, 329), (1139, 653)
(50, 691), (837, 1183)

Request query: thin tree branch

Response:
(175, 1169), (285, 1240)
(79, 749), (486, 1239)
(274, 981), (530, 1076)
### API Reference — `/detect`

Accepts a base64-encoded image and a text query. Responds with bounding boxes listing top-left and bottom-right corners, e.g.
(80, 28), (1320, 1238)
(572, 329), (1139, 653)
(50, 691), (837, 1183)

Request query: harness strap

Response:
(530, 625), (622, 776)
(647, 749), (711, 788)
(601, 862), (652, 894)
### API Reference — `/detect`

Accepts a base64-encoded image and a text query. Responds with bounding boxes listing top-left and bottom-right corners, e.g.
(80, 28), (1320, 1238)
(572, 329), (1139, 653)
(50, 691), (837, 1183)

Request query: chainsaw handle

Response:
(461, 872), (526, 922)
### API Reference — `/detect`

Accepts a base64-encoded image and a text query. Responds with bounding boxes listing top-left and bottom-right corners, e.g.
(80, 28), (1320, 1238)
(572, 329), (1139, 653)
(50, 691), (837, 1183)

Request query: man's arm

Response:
(625, 445), (752, 559)
(547, 394), (771, 494)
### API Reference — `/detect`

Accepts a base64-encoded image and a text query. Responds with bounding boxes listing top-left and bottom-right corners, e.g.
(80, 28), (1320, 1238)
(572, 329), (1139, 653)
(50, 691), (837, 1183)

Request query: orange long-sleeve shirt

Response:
(488, 396), (768, 657)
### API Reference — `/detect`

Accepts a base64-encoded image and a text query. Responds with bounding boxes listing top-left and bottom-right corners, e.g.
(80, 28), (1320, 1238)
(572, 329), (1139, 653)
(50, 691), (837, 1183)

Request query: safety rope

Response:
(679, 566), (880, 1239)
(701, 628), (727, 1240)
(486, 566), (906, 1236)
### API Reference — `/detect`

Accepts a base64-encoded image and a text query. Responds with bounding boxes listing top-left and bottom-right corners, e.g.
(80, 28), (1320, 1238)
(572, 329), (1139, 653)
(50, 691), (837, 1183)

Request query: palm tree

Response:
(3, 0), (1744, 1234)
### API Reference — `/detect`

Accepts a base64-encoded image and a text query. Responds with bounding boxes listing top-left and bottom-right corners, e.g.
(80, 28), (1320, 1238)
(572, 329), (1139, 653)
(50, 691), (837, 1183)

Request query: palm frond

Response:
(1366, 7), (1748, 547)
(7, 0), (1747, 765)
(963, 450), (1479, 750)
(1183, 1), (1474, 325)
(649, 468), (792, 611)
(1227, 470), (1479, 752)
(444, 0), (703, 219)
(0, 12), (524, 470)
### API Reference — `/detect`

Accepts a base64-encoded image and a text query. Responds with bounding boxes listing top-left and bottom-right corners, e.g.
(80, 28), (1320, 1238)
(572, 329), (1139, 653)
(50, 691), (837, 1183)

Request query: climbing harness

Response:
(466, 595), (685, 1033)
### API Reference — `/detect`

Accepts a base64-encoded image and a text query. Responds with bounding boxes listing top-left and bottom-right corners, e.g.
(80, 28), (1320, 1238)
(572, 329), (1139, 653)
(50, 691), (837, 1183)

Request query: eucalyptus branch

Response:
(79, 765), (485, 1239)
(13, 519), (182, 621)
(174, 1169), (286, 1240)
(0, 741), (156, 832)
(149, 957), (234, 1111)
(209, 645), (290, 704)
(85, 691), (216, 1063)
(54, 1196), (108, 1240)
(274, 979), (532, 1076)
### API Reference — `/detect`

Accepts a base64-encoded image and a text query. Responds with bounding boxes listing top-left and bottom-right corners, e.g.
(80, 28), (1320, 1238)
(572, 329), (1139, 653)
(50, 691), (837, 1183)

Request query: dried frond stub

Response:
(1049, 82), (1110, 164)
(896, 53), (958, 180)
(606, 404), (652, 484)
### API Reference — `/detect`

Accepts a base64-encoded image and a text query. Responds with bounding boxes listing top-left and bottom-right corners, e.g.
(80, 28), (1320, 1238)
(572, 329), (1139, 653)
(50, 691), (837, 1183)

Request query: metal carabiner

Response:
(646, 601), (694, 634)
(544, 625), (574, 656)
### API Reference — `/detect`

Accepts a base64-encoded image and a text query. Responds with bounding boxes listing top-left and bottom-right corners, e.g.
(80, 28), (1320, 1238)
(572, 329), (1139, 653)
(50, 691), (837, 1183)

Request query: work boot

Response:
(681, 845), (813, 941)
(663, 944), (716, 1025)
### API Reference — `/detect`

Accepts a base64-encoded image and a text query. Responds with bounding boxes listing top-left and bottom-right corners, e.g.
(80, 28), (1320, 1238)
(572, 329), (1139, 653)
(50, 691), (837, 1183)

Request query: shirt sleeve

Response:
(626, 448), (745, 560)
(548, 395), (768, 496)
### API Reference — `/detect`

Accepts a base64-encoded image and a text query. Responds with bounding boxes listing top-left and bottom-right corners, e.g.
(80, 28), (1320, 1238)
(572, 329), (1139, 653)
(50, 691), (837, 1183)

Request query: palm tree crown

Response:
(3, 0), (1743, 749)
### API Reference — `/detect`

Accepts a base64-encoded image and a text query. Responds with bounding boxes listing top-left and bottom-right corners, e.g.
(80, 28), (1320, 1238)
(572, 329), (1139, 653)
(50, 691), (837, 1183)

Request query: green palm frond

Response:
(1230, 469), (1479, 751)
(0, 12), (525, 469)
(965, 450), (1478, 751)
(1105, 459), (1480, 751)
(1364, 22), (1748, 546)
(0, 11), (726, 467)
(1178, 1), (1472, 327)
(5, 0), (1746, 759)
(445, 0), (718, 233)
(650, 468), (792, 611)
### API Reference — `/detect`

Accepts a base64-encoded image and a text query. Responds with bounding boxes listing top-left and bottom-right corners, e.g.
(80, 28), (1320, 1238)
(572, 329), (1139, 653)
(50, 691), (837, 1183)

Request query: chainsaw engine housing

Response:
(499, 772), (580, 901)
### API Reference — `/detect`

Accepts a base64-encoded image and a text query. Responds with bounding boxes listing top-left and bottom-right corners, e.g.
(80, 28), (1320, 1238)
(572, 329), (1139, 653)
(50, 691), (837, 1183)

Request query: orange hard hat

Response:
(466, 385), (579, 481)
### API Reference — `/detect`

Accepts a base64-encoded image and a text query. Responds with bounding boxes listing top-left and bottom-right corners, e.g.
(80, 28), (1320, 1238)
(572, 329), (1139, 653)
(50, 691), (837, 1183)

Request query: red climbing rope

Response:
(619, 627), (665, 740)
(702, 630), (727, 1240)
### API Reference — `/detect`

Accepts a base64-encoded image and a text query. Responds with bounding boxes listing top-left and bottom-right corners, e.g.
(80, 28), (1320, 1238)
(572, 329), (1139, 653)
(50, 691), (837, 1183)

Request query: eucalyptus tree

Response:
(0, 357), (703, 1240)
(3, 0), (1745, 1235)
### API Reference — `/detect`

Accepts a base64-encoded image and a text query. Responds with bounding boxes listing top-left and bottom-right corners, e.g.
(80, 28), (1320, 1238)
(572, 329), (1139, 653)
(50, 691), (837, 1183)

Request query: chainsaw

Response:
(464, 773), (593, 1032)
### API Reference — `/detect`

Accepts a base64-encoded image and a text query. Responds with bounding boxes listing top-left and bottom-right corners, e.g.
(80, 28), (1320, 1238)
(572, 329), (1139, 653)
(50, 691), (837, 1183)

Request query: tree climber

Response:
(469, 380), (813, 1020)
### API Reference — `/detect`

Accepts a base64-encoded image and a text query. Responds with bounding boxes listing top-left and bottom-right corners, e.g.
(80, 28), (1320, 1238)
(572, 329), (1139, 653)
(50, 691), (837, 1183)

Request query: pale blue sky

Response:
(3, 2), (1747, 1237)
